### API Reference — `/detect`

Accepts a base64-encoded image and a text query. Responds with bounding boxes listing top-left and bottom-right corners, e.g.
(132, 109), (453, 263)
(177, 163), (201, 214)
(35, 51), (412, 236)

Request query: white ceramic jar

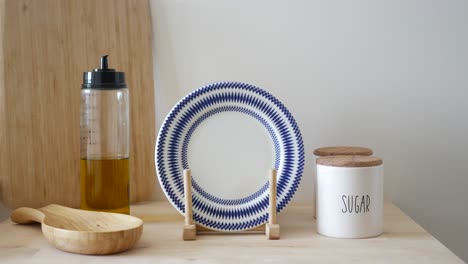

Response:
(312, 146), (373, 219)
(316, 155), (383, 238)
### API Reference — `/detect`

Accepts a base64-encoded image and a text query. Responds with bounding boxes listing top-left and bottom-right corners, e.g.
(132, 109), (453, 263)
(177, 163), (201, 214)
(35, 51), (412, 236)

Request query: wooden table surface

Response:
(0, 201), (463, 263)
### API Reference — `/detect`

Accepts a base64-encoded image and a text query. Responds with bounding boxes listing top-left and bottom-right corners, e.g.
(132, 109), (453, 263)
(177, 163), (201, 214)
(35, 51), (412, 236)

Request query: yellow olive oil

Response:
(80, 158), (129, 214)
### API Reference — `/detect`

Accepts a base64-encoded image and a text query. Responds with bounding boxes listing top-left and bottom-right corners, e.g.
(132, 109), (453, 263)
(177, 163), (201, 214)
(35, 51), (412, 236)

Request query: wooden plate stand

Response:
(182, 169), (280, 240)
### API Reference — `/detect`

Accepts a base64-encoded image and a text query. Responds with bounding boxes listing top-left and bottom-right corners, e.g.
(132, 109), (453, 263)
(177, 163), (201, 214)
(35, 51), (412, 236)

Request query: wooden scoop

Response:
(11, 204), (143, 255)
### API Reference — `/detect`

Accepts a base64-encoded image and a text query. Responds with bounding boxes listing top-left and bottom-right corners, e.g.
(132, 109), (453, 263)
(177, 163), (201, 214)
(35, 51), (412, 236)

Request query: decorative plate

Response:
(156, 82), (304, 231)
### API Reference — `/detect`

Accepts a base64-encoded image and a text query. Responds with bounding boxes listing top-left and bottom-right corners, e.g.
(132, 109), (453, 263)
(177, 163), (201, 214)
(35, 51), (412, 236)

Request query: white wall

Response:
(150, 0), (468, 261)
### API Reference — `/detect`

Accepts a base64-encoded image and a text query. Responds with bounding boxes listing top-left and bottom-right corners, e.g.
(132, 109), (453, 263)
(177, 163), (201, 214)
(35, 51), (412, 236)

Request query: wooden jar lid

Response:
(317, 155), (383, 167)
(313, 146), (373, 156)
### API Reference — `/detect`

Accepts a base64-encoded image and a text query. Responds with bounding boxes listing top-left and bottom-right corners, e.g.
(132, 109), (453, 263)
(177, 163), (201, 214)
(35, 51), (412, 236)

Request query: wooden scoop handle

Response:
(11, 207), (46, 224)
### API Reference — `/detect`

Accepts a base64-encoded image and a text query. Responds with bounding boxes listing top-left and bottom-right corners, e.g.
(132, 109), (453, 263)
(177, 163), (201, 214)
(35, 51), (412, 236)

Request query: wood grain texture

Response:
(0, 201), (463, 263)
(313, 146), (373, 156)
(317, 155), (383, 167)
(10, 204), (143, 255)
(0, 0), (155, 209)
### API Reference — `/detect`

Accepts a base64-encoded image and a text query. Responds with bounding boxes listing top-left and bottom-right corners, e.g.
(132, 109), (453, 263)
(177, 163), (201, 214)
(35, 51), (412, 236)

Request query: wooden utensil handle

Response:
(11, 207), (45, 224)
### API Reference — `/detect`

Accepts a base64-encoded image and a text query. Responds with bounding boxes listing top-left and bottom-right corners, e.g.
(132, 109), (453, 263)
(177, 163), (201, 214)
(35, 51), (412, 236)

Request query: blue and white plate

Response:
(156, 82), (304, 231)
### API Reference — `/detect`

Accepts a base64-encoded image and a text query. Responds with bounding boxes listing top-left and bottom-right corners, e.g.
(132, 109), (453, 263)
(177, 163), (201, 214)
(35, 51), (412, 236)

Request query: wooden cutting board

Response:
(0, 0), (155, 208)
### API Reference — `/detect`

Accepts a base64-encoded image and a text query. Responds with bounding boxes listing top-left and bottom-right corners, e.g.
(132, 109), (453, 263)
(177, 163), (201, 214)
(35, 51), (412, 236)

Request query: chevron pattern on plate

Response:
(156, 82), (304, 231)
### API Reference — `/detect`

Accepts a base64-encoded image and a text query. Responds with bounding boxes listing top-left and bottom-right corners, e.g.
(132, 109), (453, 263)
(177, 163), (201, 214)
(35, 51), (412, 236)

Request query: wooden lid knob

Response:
(313, 146), (373, 156)
(317, 155), (383, 167)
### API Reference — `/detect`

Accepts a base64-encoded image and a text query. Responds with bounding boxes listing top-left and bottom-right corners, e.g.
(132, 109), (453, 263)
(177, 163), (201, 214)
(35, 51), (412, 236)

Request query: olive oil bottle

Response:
(80, 55), (130, 214)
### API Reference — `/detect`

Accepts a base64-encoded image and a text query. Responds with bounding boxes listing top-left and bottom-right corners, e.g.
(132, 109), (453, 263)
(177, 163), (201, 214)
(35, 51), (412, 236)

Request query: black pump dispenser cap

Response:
(82, 55), (126, 89)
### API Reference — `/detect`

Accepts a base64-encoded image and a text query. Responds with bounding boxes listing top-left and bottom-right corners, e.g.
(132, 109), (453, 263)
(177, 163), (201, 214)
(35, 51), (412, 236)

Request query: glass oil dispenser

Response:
(80, 55), (130, 214)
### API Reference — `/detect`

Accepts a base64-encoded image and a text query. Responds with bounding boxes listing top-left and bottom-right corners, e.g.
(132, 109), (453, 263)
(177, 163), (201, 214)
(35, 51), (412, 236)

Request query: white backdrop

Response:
(150, 0), (468, 261)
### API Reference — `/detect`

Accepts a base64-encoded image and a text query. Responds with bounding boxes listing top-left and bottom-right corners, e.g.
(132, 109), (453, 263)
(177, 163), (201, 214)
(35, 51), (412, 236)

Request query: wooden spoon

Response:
(11, 204), (143, 255)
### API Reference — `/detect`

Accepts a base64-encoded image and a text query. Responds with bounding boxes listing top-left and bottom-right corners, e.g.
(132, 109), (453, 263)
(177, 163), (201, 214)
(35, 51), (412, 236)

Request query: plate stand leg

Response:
(182, 168), (280, 240)
(266, 168), (280, 240)
(182, 169), (196, 241)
